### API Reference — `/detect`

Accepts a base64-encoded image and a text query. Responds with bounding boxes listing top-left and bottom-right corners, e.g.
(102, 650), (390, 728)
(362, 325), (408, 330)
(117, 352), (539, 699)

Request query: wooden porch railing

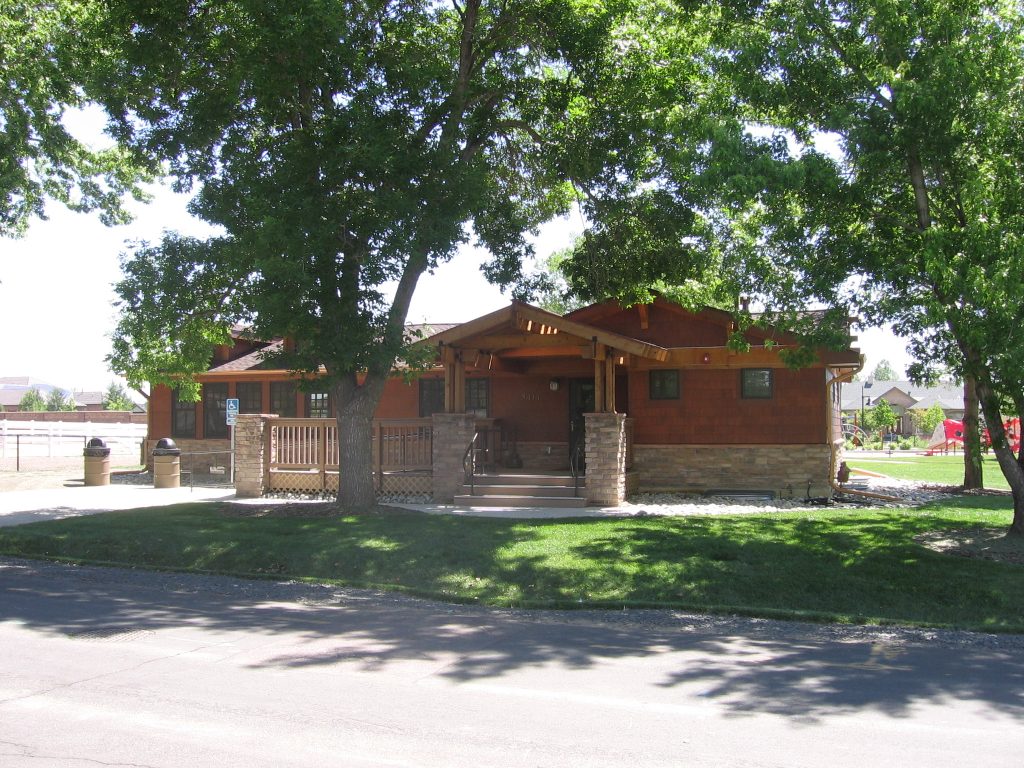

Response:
(267, 418), (433, 494)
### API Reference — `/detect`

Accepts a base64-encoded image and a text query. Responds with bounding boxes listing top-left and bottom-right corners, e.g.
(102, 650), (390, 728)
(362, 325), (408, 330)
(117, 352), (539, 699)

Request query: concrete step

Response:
(461, 483), (581, 498)
(470, 473), (582, 488)
(453, 494), (588, 509)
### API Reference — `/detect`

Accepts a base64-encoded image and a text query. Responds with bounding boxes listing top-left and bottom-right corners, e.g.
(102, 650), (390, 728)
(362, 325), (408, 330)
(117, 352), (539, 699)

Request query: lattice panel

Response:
(268, 470), (325, 494)
(380, 472), (432, 496)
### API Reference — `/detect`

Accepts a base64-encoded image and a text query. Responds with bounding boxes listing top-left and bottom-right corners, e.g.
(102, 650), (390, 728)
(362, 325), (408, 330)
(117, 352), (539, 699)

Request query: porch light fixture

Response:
(701, 352), (712, 364)
(549, 379), (560, 392)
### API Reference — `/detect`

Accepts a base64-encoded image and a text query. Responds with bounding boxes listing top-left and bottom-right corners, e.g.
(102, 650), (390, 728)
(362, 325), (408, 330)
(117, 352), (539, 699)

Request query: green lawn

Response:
(847, 453), (1011, 490)
(0, 497), (1021, 631)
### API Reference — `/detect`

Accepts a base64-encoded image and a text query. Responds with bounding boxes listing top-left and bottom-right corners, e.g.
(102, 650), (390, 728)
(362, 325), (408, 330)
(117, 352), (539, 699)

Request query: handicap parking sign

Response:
(225, 398), (240, 426)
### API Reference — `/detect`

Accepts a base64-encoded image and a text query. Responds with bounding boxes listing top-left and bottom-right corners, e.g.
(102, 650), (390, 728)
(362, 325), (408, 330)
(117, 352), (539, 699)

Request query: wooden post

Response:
(593, 343), (607, 412)
(454, 353), (466, 413)
(318, 421), (327, 492)
(376, 420), (384, 492)
(605, 351), (616, 412)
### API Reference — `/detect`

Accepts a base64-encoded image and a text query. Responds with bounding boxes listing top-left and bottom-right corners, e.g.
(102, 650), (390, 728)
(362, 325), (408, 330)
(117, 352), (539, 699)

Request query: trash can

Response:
(152, 438), (182, 489)
(83, 437), (111, 487)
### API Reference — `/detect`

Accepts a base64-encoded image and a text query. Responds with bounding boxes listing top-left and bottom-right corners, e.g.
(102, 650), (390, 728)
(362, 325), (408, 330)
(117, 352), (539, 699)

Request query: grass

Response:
(847, 453), (1011, 490)
(0, 496), (1021, 631)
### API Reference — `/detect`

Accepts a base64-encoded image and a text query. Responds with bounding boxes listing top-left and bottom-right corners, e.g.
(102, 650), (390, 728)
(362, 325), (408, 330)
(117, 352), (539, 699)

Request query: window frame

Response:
(418, 378), (445, 418)
(170, 388), (196, 439)
(648, 369), (680, 401)
(466, 378), (490, 417)
(236, 381), (262, 414)
(203, 383), (229, 438)
(269, 381), (297, 417)
(305, 390), (332, 419)
(741, 368), (774, 399)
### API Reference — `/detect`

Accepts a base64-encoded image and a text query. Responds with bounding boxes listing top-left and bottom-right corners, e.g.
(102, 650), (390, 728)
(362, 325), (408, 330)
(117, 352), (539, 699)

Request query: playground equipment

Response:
(925, 417), (1022, 455)
(841, 423), (872, 446)
(925, 419), (965, 454)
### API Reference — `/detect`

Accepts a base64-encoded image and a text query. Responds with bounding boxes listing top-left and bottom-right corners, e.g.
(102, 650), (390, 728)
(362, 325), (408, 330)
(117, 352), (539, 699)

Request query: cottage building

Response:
(145, 298), (861, 504)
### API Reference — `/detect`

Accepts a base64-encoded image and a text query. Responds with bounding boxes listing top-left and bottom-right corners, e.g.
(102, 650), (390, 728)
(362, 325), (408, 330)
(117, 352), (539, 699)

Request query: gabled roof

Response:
(839, 380), (965, 411)
(426, 301), (670, 361)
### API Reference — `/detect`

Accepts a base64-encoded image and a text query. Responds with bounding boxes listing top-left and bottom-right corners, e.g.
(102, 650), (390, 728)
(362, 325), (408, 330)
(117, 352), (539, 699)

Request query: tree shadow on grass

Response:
(2, 509), (1024, 722)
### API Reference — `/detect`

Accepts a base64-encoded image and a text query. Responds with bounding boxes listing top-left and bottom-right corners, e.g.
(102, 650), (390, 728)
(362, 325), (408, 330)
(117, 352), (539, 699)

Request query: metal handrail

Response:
(462, 431), (480, 496)
(569, 438), (584, 497)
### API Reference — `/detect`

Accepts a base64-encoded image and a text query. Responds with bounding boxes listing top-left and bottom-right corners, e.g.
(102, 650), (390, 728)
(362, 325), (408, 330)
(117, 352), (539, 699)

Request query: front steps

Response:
(454, 472), (587, 508)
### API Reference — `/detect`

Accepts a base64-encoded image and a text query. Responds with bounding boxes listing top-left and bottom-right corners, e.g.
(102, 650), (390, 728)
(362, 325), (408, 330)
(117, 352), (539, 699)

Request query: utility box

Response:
(152, 438), (182, 489)
(83, 438), (111, 487)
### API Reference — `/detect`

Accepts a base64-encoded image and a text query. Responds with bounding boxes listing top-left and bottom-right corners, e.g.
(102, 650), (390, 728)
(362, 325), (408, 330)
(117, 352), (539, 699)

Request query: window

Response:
(270, 381), (297, 417)
(204, 383), (228, 438)
(306, 390), (332, 419)
(649, 370), (680, 400)
(171, 388), (196, 439)
(466, 378), (489, 417)
(741, 368), (774, 399)
(419, 378), (445, 418)
(236, 382), (262, 414)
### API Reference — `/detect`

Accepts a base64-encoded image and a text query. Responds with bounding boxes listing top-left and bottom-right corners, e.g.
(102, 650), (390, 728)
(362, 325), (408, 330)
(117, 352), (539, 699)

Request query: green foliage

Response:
(0, 0), (150, 236)
(910, 403), (946, 437)
(44, 388), (76, 412)
(102, 382), (135, 411)
(17, 388), (46, 412)
(871, 360), (898, 382)
(863, 399), (899, 433)
(526, 246), (588, 315)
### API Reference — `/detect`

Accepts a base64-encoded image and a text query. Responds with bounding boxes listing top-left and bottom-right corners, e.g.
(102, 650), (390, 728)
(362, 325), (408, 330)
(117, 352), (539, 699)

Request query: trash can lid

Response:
(155, 438), (177, 450)
(86, 437), (107, 449)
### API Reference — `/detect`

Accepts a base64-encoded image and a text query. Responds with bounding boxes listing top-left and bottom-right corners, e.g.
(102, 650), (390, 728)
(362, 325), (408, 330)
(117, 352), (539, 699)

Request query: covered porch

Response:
(424, 301), (667, 505)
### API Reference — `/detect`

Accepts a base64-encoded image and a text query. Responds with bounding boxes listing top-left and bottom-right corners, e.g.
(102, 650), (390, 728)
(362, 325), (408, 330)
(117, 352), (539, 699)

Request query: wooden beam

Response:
(513, 303), (669, 361)
(427, 305), (515, 346)
(500, 346), (593, 359)
(632, 346), (796, 369)
(464, 332), (588, 350)
(638, 304), (649, 330)
(594, 344), (606, 412)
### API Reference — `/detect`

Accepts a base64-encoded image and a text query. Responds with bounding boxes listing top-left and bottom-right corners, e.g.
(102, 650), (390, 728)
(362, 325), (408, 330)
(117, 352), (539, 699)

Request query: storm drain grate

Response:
(68, 627), (154, 642)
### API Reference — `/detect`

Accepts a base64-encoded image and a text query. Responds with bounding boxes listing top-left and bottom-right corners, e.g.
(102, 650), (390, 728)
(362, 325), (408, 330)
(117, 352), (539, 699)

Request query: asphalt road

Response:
(1, 558), (1022, 767)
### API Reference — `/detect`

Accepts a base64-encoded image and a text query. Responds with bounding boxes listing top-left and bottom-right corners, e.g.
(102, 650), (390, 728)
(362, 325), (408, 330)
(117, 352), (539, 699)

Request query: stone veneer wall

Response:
(514, 442), (570, 472)
(584, 412), (627, 506)
(234, 414), (272, 498)
(632, 443), (834, 499)
(431, 413), (476, 502)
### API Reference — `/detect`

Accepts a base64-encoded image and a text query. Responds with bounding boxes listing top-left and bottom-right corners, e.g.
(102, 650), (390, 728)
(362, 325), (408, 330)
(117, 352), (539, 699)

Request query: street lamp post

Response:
(861, 380), (873, 431)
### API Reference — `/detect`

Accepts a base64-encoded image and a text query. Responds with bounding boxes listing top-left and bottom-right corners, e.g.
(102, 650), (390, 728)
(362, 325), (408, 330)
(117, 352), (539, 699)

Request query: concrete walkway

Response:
(0, 484), (237, 527)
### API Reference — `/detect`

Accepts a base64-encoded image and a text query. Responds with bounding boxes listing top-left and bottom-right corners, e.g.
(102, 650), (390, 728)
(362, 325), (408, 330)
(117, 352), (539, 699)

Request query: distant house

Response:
(145, 298), (862, 503)
(840, 380), (965, 435)
(73, 391), (105, 412)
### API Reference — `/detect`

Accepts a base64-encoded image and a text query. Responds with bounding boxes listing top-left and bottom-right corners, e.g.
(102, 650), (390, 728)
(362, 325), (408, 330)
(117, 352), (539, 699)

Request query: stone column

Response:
(234, 414), (273, 498)
(584, 412), (627, 506)
(431, 412), (476, 503)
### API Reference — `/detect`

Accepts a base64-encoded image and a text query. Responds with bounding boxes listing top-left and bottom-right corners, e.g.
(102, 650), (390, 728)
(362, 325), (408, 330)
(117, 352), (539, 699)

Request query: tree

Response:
(45, 388), (76, 412)
(97, 0), (641, 508)
(102, 381), (135, 411)
(526, 246), (589, 315)
(863, 399), (898, 438)
(910, 403), (945, 438)
(17, 388), (46, 412)
(710, 0), (1024, 534)
(0, 0), (149, 236)
(870, 360), (898, 382)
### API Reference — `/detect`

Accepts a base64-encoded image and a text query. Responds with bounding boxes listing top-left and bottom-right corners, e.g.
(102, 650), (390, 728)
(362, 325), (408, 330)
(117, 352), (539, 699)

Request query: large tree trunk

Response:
(962, 376), (983, 489)
(973, 376), (1024, 536)
(332, 375), (386, 510)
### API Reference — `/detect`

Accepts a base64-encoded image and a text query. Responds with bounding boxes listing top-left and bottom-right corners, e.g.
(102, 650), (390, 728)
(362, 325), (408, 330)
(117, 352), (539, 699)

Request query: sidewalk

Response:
(0, 484), (236, 527)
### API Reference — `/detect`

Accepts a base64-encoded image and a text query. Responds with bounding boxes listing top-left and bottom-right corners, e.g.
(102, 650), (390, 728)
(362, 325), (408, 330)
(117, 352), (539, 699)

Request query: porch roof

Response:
(424, 301), (670, 362)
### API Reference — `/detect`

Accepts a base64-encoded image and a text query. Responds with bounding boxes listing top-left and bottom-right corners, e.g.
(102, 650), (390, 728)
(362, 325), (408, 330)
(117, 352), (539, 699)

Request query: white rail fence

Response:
(0, 420), (147, 460)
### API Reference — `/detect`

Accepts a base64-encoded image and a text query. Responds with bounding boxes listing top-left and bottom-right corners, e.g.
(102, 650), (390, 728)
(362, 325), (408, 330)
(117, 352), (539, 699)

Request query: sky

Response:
(0, 112), (912, 395)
